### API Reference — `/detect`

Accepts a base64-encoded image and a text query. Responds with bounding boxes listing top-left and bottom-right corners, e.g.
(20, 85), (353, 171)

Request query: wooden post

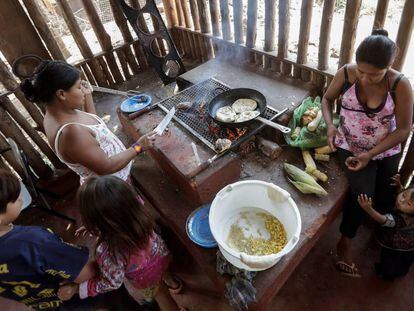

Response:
(175, 0), (185, 27)
(0, 96), (63, 168)
(264, 0), (276, 52)
(80, 64), (97, 85)
(180, 0), (193, 28)
(233, 0), (244, 44)
(246, 0), (258, 48)
(393, 0), (414, 71)
(21, 0), (65, 60)
(294, 0), (313, 80)
(162, 0), (179, 27)
(189, 0), (201, 31)
(373, 0), (390, 31)
(0, 106), (52, 177)
(278, 0), (290, 59)
(115, 50), (132, 79)
(209, 0), (221, 37)
(196, 0), (212, 33)
(0, 59), (44, 131)
(220, 0), (232, 40)
(400, 135), (414, 186)
(108, 0), (141, 74)
(56, 0), (108, 86)
(81, 0), (124, 83)
(0, 136), (25, 178)
(318, 0), (335, 70)
(338, 0), (362, 68)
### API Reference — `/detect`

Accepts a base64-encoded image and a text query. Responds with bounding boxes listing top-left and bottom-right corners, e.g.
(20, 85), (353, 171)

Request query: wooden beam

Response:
(264, 0), (276, 52)
(21, 0), (65, 60)
(278, 0), (290, 58)
(318, 0), (335, 70)
(233, 0), (244, 44)
(372, 0), (390, 31)
(189, 0), (201, 31)
(393, 0), (414, 71)
(209, 0), (221, 37)
(56, 0), (108, 86)
(246, 0), (258, 48)
(175, 0), (185, 27)
(338, 0), (362, 68)
(220, 0), (232, 40)
(162, 0), (179, 27)
(196, 0), (212, 33)
(180, 0), (193, 28)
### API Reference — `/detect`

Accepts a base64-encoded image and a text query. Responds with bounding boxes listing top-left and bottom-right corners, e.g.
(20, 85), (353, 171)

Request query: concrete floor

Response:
(2, 67), (413, 311)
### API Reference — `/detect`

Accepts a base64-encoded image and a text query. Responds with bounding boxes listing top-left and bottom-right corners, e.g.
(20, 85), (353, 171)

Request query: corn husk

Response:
(284, 163), (327, 196)
(302, 150), (316, 173)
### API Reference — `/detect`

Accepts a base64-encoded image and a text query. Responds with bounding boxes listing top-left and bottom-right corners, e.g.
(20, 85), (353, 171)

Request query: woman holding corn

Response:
(321, 29), (413, 277)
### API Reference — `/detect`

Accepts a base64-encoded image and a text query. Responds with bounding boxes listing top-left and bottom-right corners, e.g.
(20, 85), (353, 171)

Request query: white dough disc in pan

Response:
(216, 106), (236, 122)
(235, 110), (260, 122)
(232, 98), (258, 113)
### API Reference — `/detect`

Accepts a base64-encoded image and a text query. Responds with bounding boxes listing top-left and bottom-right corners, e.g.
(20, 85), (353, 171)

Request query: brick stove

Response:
(118, 78), (287, 205)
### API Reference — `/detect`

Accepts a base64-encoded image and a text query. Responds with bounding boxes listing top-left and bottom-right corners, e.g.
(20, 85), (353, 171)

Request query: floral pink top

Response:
(335, 81), (401, 160)
(54, 111), (131, 184)
(79, 232), (170, 300)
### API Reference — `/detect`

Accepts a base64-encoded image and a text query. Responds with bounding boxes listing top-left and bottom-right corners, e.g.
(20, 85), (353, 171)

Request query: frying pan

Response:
(208, 88), (291, 133)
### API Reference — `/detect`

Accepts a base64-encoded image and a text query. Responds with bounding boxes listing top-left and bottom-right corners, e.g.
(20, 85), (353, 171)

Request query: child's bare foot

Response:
(163, 273), (183, 294)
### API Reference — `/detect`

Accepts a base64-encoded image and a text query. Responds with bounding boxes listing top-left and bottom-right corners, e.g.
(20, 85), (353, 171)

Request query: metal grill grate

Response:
(157, 78), (281, 152)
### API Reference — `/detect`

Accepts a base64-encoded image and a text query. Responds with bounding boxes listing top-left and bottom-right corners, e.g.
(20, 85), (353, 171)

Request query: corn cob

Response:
(315, 145), (334, 154)
(307, 110), (323, 132)
(302, 150), (316, 173)
(284, 163), (327, 195)
(311, 169), (328, 182)
(314, 154), (330, 162)
(291, 126), (301, 140)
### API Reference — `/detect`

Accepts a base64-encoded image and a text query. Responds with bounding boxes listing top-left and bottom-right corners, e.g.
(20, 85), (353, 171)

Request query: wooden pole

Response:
(21, 0), (65, 60)
(0, 59), (44, 131)
(294, 0), (314, 80)
(189, 0), (201, 31)
(56, 0), (108, 86)
(220, 0), (232, 40)
(180, 0), (193, 28)
(246, 0), (258, 48)
(209, 0), (221, 37)
(81, 0), (124, 83)
(175, 0), (185, 27)
(196, 0), (212, 33)
(264, 0), (276, 52)
(278, 0), (290, 59)
(393, 0), (414, 71)
(80, 63), (97, 85)
(0, 96), (63, 168)
(162, 0), (179, 27)
(338, 0), (362, 68)
(400, 135), (414, 186)
(372, 0), (390, 31)
(0, 106), (52, 177)
(233, 0), (244, 44)
(0, 136), (25, 178)
(318, 0), (335, 70)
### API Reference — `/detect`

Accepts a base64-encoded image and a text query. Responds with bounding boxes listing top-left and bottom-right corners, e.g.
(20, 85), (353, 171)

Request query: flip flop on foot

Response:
(335, 261), (361, 278)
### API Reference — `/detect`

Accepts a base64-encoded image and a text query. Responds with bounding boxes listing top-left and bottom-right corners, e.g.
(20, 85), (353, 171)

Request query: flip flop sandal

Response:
(164, 275), (183, 294)
(335, 261), (362, 278)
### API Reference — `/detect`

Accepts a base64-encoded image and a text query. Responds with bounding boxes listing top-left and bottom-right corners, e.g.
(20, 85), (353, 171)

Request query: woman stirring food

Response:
(20, 60), (155, 185)
(321, 29), (413, 277)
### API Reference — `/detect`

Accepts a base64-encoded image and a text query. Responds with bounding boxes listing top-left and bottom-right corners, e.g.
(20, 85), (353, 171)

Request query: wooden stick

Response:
(278, 0), (290, 58)
(81, 0), (124, 83)
(294, 0), (314, 79)
(116, 49), (132, 79)
(400, 134), (414, 185)
(246, 0), (258, 48)
(189, 0), (201, 31)
(196, 0), (211, 33)
(338, 0), (362, 68)
(132, 42), (149, 69)
(175, 0), (185, 27)
(233, 0), (244, 44)
(162, 0), (179, 27)
(21, 0), (65, 60)
(220, 0), (232, 40)
(0, 106), (52, 177)
(264, 0), (276, 52)
(97, 56), (114, 85)
(0, 59), (44, 130)
(393, 0), (414, 71)
(209, 0), (221, 37)
(56, 0), (108, 86)
(186, 31), (196, 59)
(193, 33), (203, 61)
(0, 136), (25, 178)
(181, 0), (193, 28)
(0, 96), (63, 168)
(81, 63), (97, 85)
(372, 0), (390, 31)
(318, 0), (335, 70)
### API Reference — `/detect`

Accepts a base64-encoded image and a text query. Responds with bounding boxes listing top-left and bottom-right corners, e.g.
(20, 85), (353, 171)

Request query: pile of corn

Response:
(227, 212), (287, 256)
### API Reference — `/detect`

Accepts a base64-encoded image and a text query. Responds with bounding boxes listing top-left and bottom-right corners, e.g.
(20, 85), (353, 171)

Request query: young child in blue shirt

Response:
(0, 169), (96, 310)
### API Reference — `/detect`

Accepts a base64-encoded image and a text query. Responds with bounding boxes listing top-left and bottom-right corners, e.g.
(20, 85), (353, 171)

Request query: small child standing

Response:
(358, 174), (414, 280)
(0, 169), (95, 310)
(59, 176), (184, 310)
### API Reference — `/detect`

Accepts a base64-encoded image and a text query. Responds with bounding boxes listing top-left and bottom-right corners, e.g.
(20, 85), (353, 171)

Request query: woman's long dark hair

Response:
(356, 29), (397, 69)
(20, 60), (81, 103)
(77, 176), (155, 260)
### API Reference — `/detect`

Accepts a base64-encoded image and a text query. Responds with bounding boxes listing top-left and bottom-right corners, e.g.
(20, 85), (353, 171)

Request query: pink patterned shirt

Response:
(335, 83), (401, 160)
